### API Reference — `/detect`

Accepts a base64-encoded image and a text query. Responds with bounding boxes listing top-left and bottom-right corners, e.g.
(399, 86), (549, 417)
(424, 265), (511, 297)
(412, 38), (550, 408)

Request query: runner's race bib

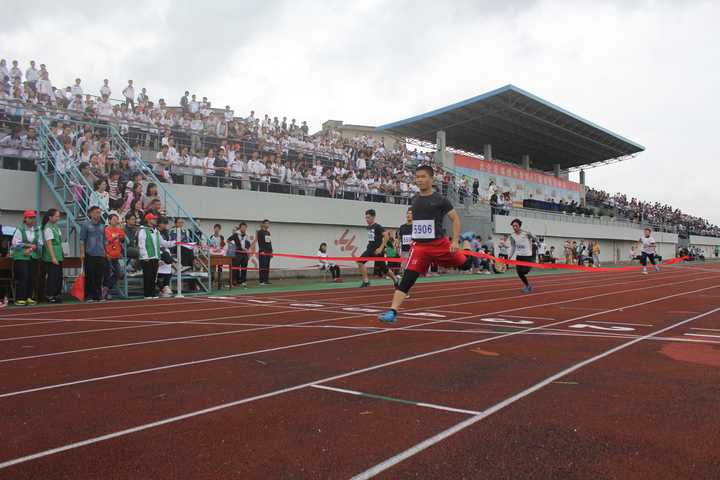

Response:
(266, 235), (271, 243)
(402, 234), (412, 245)
(412, 220), (435, 239)
(368, 230), (375, 242)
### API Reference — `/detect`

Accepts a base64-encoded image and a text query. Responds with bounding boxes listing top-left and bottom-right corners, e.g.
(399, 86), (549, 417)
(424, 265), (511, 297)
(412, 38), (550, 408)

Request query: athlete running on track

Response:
(508, 218), (537, 293)
(638, 227), (661, 274)
(378, 165), (472, 323)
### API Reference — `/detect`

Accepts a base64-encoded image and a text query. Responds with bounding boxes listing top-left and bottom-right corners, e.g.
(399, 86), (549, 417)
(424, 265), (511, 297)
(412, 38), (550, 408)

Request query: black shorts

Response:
(357, 247), (380, 264)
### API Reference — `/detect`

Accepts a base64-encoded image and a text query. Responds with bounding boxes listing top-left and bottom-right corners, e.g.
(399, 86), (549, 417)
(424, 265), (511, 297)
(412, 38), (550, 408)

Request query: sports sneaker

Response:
(642, 268), (648, 275)
(240, 282), (248, 288)
(359, 282), (370, 288)
(15, 299), (27, 306)
(26, 298), (37, 306)
(259, 282), (268, 286)
(86, 299), (95, 304)
(378, 310), (397, 324)
(522, 285), (533, 294)
(655, 265), (660, 272)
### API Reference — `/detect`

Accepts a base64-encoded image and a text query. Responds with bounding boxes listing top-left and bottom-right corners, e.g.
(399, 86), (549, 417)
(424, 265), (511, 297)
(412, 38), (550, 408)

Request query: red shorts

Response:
(406, 237), (468, 273)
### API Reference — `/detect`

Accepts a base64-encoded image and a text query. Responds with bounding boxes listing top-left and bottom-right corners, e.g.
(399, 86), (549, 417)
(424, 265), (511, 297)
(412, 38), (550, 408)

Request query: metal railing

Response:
(105, 122), (212, 293)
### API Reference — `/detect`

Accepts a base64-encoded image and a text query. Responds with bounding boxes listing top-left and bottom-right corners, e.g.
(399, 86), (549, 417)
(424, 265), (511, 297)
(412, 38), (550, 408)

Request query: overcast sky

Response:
(3, 0), (718, 223)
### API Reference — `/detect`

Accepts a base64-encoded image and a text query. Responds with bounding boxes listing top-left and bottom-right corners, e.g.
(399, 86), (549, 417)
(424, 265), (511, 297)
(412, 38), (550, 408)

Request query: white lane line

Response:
(0, 273), (710, 373)
(0, 320), (67, 329)
(690, 327), (720, 332)
(683, 333), (720, 339)
(0, 323), (164, 343)
(1, 270), (703, 361)
(586, 320), (653, 327)
(310, 384), (483, 416)
(350, 305), (720, 479)
(0, 284), (717, 469)
(503, 314), (556, 321)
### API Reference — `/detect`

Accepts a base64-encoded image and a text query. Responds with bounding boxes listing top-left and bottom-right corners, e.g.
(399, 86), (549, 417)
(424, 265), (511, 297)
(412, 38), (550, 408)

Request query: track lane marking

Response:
(350, 304), (720, 479)
(0, 283), (717, 469)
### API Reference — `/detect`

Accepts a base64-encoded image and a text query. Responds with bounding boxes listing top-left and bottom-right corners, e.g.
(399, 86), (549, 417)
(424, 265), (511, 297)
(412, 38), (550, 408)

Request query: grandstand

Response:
(1, 59), (720, 301)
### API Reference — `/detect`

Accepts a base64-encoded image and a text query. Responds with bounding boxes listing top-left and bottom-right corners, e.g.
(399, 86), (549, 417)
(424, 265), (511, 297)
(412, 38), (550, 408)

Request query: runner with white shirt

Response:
(508, 218), (537, 293)
(638, 227), (660, 274)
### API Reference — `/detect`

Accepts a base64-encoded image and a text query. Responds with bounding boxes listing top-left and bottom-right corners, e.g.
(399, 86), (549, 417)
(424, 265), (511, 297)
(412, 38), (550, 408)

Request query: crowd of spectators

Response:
(586, 188), (719, 237)
(1, 57), (718, 236)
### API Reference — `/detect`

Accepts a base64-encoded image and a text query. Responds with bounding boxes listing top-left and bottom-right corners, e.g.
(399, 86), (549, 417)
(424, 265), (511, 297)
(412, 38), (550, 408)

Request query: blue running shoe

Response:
(522, 285), (533, 294)
(378, 310), (397, 324)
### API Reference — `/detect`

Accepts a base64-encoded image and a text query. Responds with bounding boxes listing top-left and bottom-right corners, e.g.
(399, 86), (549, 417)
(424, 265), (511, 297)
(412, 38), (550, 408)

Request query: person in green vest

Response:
(41, 208), (64, 303)
(715, 245), (719, 258)
(137, 213), (174, 299)
(11, 210), (41, 305)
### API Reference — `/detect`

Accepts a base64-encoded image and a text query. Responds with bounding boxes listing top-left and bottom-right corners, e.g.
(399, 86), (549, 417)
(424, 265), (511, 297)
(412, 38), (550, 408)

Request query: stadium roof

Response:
(376, 84), (645, 171)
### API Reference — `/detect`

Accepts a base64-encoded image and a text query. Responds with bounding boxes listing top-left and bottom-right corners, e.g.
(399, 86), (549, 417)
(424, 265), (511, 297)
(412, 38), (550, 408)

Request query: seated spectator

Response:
(317, 242), (341, 282)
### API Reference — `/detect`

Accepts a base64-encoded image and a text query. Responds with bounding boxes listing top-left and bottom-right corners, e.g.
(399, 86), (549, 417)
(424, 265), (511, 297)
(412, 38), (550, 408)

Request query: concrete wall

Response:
(494, 214), (679, 262)
(689, 235), (720, 259)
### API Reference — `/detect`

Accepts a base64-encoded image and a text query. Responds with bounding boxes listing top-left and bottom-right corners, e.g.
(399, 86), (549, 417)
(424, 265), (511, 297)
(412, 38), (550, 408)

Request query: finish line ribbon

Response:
(260, 251), (687, 272)
(176, 242), (687, 273)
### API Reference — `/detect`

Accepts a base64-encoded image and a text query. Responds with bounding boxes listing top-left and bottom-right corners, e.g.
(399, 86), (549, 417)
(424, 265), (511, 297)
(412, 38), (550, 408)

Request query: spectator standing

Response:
(25, 61), (39, 92)
(11, 210), (40, 305)
(41, 209), (64, 303)
(124, 212), (140, 273)
(227, 222), (251, 287)
(169, 217), (194, 269)
(564, 240), (573, 265)
(256, 219), (273, 285)
(104, 213), (125, 300)
(156, 218), (173, 298)
(138, 213), (166, 298)
(80, 206), (107, 303)
(122, 80), (135, 109)
(100, 79), (111, 97)
(592, 241), (601, 268)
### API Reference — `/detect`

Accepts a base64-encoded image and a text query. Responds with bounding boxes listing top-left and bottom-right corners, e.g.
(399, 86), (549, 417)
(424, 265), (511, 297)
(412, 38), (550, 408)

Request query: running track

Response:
(0, 263), (719, 479)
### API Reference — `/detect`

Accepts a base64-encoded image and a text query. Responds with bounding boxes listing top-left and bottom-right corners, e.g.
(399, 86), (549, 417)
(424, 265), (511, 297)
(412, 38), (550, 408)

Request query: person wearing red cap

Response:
(138, 213), (174, 299)
(11, 210), (40, 306)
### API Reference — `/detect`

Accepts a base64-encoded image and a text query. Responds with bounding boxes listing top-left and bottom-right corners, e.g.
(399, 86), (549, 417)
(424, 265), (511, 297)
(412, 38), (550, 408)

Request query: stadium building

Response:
(1, 83), (719, 298)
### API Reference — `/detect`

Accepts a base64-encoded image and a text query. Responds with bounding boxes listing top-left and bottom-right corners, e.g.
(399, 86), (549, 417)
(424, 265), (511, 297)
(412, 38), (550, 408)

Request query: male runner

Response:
(508, 218), (537, 293)
(398, 207), (413, 272)
(378, 165), (472, 323)
(638, 227), (660, 274)
(356, 209), (398, 287)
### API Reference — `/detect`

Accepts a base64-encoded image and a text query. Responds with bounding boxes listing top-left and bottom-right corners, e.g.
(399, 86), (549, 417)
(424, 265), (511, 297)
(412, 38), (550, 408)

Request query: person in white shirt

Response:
(97, 96), (113, 117)
(100, 79), (111, 97)
(25, 61), (39, 91)
(122, 80), (135, 109)
(189, 94), (199, 114)
(0, 59), (8, 80)
(189, 115), (203, 153)
(508, 218), (537, 293)
(70, 78), (83, 97)
(229, 154), (246, 189)
(9, 60), (22, 82)
(638, 227), (660, 274)
(224, 106), (234, 122)
(317, 242), (341, 282)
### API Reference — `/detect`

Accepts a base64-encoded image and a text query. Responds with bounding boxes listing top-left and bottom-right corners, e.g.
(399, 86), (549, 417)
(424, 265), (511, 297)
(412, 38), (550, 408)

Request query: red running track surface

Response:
(0, 263), (719, 479)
